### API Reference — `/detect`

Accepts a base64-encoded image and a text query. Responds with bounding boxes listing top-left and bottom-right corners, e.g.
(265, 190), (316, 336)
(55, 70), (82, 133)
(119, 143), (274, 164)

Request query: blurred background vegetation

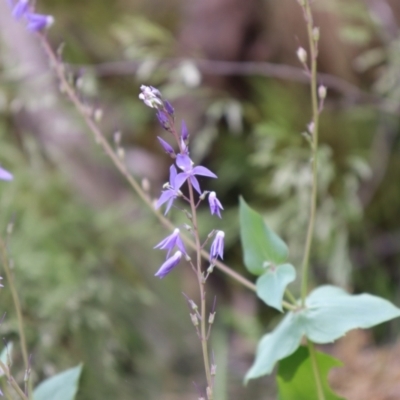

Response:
(0, 0), (400, 399)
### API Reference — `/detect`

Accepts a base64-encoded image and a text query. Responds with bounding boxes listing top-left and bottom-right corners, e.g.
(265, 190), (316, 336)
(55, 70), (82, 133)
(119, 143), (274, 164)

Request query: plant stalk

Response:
(307, 340), (326, 400)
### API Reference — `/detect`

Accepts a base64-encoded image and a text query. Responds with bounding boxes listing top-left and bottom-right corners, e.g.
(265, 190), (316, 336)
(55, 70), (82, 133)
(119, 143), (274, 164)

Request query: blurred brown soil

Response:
(330, 330), (400, 400)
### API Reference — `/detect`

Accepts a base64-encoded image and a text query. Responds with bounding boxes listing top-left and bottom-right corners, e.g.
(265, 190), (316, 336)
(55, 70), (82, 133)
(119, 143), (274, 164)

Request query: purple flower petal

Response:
(174, 172), (190, 190)
(157, 137), (175, 156)
(176, 154), (193, 172)
(189, 176), (201, 194)
(192, 166), (217, 178)
(155, 251), (182, 279)
(26, 13), (54, 32)
(208, 191), (223, 218)
(0, 167), (13, 181)
(169, 165), (177, 186)
(164, 101), (174, 116)
(12, 0), (29, 19)
(156, 190), (176, 209)
(210, 231), (225, 262)
(181, 120), (189, 141)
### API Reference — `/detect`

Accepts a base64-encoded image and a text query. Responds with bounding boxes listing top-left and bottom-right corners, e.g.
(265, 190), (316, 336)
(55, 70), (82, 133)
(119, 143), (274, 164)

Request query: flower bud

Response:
(296, 47), (307, 64)
(318, 85), (327, 100)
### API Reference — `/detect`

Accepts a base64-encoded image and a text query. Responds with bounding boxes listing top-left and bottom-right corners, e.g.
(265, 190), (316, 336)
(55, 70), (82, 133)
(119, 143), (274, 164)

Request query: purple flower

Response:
(11, 0), (29, 19)
(208, 191), (223, 218)
(155, 250), (182, 279)
(0, 167), (13, 181)
(181, 120), (189, 141)
(157, 137), (175, 157)
(164, 101), (174, 117)
(156, 110), (170, 131)
(26, 13), (54, 32)
(154, 228), (186, 258)
(175, 154), (217, 194)
(139, 85), (163, 109)
(156, 165), (181, 214)
(210, 231), (225, 262)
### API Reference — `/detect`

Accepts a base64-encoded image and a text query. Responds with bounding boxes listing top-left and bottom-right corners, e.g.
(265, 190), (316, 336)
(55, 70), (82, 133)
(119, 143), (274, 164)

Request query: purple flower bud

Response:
(208, 191), (223, 218)
(155, 250), (182, 279)
(0, 167), (13, 181)
(156, 110), (170, 131)
(26, 13), (54, 32)
(210, 231), (225, 262)
(157, 137), (175, 157)
(154, 228), (186, 258)
(181, 120), (189, 141)
(164, 100), (174, 116)
(12, 0), (29, 19)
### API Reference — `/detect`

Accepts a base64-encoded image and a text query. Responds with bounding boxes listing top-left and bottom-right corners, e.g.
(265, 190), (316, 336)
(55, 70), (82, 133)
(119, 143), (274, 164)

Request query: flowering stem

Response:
(299, 0), (320, 306)
(0, 237), (29, 371)
(187, 181), (213, 398)
(37, 34), (259, 296)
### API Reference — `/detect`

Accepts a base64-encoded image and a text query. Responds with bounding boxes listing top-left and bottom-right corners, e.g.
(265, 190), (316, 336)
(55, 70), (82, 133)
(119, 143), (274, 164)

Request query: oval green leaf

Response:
(34, 364), (83, 400)
(256, 263), (296, 312)
(239, 197), (288, 275)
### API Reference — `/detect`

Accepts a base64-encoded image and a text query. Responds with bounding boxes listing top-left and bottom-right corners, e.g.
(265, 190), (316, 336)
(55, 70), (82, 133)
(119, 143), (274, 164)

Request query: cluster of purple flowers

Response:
(139, 85), (225, 278)
(8, 0), (54, 32)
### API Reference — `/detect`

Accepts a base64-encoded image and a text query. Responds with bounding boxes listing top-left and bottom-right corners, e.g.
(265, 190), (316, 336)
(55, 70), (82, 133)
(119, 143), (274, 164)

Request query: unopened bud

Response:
(93, 108), (103, 122)
(141, 178), (150, 192)
(190, 313), (199, 326)
(318, 85), (327, 99)
(114, 131), (122, 145)
(117, 148), (125, 160)
(312, 27), (320, 42)
(211, 364), (217, 376)
(307, 121), (314, 134)
(199, 191), (209, 201)
(207, 264), (215, 274)
(208, 312), (216, 324)
(297, 47), (307, 64)
(184, 253), (191, 262)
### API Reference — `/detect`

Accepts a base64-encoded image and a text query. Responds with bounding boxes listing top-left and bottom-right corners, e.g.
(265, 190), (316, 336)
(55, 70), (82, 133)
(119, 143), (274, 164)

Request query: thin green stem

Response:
(187, 182), (213, 398)
(299, 0), (320, 305)
(307, 340), (326, 400)
(0, 361), (28, 400)
(38, 34), (257, 298)
(285, 288), (298, 305)
(0, 238), (28, 370)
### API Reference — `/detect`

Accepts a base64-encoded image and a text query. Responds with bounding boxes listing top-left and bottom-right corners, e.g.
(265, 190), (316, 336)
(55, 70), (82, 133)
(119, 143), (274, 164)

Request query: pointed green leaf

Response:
(34, 364), (83, 400)
(239, 197), (288, 275)
(245, 312), (303, 382)
(256, 263), (296, 312)
(277, 346), (344, 400)
(303, 285), (400, 343)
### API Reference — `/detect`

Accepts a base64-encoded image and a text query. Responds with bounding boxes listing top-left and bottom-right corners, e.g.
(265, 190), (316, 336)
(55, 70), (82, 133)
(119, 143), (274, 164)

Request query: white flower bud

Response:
(318, 85), (327, 100)
(296, 47), (307, 64)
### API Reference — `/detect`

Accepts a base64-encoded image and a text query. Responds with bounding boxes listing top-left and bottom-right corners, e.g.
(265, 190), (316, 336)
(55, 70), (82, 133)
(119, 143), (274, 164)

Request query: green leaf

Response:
(246, 285), (400, 381)
(239, 197), (288, 275)
(277, 346), (344, 400)
(256, 263), (296, 312)
(303, 285), (400, 343)
(34, 364), (83, 400)
(245, 313), (303, 382)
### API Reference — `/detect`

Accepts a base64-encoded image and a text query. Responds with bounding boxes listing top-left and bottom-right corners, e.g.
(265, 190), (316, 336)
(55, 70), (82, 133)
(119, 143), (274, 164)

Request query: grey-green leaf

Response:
(239, 197), (288, 275)
(34, 364), (83, 400)
(246, 285), (400, 381)
(303, 285), (400, 343)
(245, 312), (303, 382)
(256, 263), (296, 312)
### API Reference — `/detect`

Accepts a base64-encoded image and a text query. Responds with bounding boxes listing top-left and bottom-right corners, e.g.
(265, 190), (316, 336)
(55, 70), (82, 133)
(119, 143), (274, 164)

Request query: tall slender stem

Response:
(0, 238), (28, 370)
(187, 181), (213, 398)
(299, 0), (320, 305)
(307, 340), (326, 400)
